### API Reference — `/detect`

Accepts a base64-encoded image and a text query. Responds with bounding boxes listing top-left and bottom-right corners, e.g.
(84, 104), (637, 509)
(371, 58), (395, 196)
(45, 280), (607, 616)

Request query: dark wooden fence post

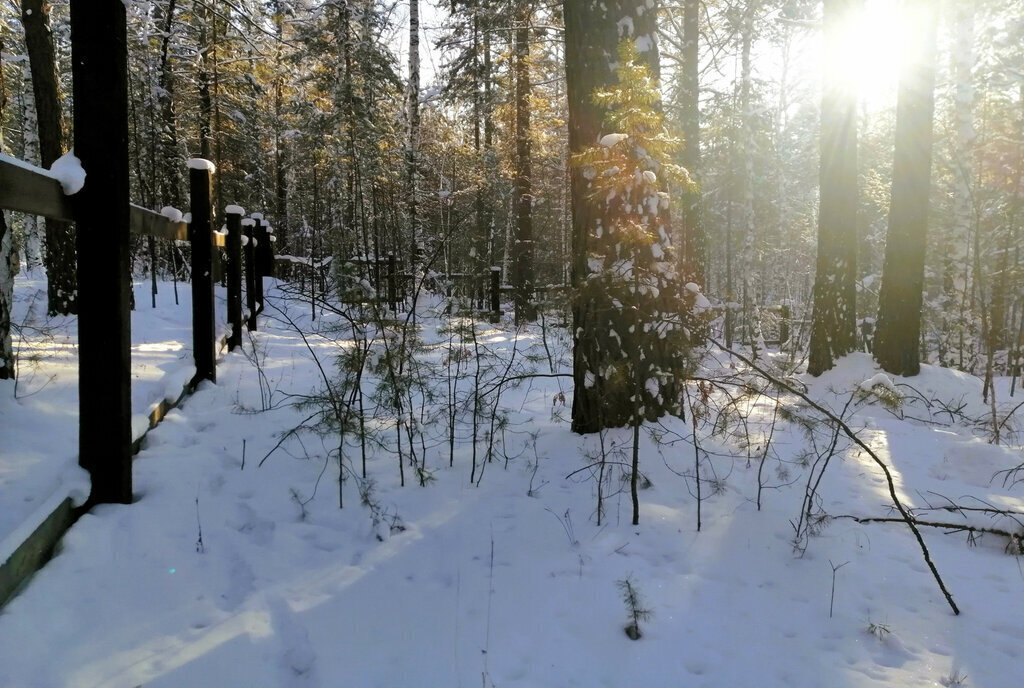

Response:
(387, 253), (397, 309)
(71, 0), (132, 504)
(243, 217), (257, 331)
(253, 216), (265, 315)
(225, 205), (243, 351)
(779, 303), (791, 347)
(189, 160), (216, 386)
(490, 266), (501, 322)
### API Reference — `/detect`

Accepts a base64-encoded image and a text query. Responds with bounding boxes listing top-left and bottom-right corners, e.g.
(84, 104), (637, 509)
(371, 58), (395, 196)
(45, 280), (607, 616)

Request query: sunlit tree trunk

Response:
(874, 0), (939, 376)
(565, 0), (682, 433)
(22, 0), (77, 315)
(808, 0), (860, 376)
(677, 0), (704, 289)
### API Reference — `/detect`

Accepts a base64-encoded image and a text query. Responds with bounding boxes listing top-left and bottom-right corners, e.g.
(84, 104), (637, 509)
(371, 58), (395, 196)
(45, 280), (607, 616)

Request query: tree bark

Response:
(513, 3), (536, 323)
(565, 0), (680, 433)
(407, 0), (421, 265)
(22, 0), (77, 315)
(0, 38), (14, 380)
(874, 0), (939, 377)
(677, 0), (704, 288)
(808, 0), (860, 376)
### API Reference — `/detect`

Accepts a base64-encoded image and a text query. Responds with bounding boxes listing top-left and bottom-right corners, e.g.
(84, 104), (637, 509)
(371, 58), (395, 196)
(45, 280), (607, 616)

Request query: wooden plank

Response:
(129, 204), (186, 240)
(0, 496), (75, 609)
(0, 157), (73, 221)
(0, 163), (224, 248)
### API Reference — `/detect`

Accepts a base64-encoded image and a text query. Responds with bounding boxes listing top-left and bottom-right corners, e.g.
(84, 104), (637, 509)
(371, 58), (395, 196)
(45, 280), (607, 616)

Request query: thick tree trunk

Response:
(22, 0), (77, 315)
(565, 0), (677, 433)
(513, 5), (536, 323)
(808, 0), (860, 376)
(874, 0), (939, 376)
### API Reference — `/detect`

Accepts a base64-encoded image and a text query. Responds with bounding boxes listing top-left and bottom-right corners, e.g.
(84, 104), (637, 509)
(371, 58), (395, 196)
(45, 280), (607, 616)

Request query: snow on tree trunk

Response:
(0, 38), (13, 379)
(17, 65), (43, 271)
(23, 0), (77, 315)
(808, 0), (860, 376)
(874, 0), (939, 377)
(565, 0), (692, 433)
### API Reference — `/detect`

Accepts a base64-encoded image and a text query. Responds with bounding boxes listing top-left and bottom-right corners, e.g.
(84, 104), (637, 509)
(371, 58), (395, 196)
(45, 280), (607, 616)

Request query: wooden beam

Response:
(0, 157), (73, 221)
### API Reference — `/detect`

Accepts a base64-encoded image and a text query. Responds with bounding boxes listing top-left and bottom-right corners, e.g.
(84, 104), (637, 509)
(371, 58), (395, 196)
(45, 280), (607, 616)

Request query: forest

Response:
(1, 1), (1024, 687)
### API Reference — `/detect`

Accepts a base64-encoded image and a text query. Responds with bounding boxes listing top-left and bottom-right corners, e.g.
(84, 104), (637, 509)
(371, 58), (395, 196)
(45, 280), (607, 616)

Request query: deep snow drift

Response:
(1, 276), (1023, 688)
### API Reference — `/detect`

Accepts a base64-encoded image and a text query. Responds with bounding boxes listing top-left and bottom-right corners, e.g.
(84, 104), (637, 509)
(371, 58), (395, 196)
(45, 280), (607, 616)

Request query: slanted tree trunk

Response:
(512, 3), (536, 323)
(22, 0), (77, 315)
(808, 0), (860, 376)
(874, 0), (939, 376)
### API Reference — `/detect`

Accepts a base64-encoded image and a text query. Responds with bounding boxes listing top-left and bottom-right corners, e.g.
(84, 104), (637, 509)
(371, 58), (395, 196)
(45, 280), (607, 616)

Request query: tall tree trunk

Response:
(737, 2), (756, 346)
(274, 2), (290, 253)
(22, 0), (77, 315)
(874, 0), (939, 376)
(407, 0), (421, 266)
(565, 0), (677, 433)
(513, 3), (536, 323)
(677, 0), (704, 288)
(0, 38), (14, 380)
(197, 6), (213, 159)
(17, 65), (43, 270)
(808, 0), (860, 376)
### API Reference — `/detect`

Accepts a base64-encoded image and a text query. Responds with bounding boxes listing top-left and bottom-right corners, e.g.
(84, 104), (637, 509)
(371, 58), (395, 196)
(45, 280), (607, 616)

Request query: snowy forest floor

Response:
(2, 275), (1024, 687)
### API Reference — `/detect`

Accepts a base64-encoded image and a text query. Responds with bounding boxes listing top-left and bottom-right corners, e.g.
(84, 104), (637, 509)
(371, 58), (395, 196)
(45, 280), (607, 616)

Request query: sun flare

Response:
(829, 0), (915, 106)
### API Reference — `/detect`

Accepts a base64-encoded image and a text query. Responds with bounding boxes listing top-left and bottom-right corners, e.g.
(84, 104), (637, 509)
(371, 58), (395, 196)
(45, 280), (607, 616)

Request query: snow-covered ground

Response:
(1, 277), (1023, 687)
(0, 274), (227, 543)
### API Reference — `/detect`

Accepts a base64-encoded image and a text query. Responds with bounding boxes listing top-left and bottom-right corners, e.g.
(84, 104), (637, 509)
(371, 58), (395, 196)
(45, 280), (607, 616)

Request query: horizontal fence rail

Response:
(0, 157), (224, 247)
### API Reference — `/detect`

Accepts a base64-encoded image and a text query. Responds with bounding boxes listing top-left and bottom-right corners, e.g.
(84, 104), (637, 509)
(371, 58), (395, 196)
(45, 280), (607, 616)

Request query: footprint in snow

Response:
(231, 501), (276, 547)
(267, 594), (319, 686)
(218, 549), (257, 611)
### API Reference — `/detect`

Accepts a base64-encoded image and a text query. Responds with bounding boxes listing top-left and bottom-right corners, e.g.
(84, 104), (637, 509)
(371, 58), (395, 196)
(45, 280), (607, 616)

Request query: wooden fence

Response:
(0, 154), (274, 485)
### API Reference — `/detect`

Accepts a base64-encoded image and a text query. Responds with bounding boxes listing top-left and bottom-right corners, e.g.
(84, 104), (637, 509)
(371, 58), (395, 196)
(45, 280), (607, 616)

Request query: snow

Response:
(0, 152), (55, 177)
(1, 278), (1024, 688)
(642, 170), (657, 184)
(599, 133), (628, 148)
(49, 151), (86, 195)
(161, 206), (183, 223)
(187, 158), (216, 173)
(859, 372), (897, 393)
(251, 212), (264, 221)
(241, 218), (256, 227)
(225, 205), (245, 216)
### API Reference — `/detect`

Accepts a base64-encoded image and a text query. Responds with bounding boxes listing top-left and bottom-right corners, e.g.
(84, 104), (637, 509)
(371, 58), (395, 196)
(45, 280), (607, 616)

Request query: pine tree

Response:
(570, 39), (693, 431)
(874, 0), (939, 377)
(808, 0), (860, 376)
